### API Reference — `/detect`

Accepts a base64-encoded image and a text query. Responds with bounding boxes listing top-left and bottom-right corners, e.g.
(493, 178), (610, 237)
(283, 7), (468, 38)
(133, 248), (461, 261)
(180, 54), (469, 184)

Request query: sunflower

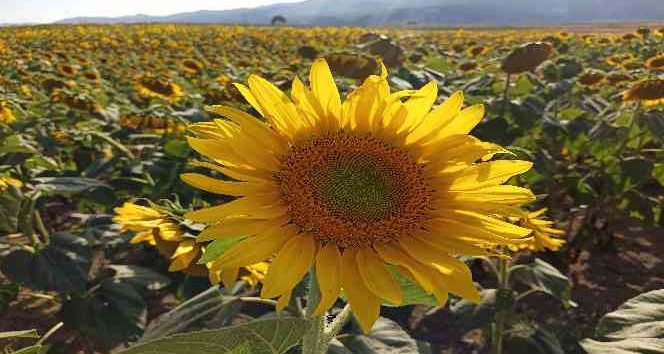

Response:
(577, 69), (606, 89)
(135, 75), (184, 103)
(606, 53), (635, 67)
(645, 54), (664, 71)
(182, 59), (535, 331)
(623, 79), (664, 106)
(182, 59), (204, 75)
(119, 114), (186, 134)
(509, 208), (565, 252)
(501, 42), (552, 74)
(114, 202), (267, 285)
(0, 101), (16, 123)
(458, 61), (479, 72)
(466, 45), (489, 58)
(0, 177), (22, 191)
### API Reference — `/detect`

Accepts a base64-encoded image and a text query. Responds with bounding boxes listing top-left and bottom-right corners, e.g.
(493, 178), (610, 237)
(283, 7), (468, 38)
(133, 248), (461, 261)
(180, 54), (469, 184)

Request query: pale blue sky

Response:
(0, 0), (305, 23)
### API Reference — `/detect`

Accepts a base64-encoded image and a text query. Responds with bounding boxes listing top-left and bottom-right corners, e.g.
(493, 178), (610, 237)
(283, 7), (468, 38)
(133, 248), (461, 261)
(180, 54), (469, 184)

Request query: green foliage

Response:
(580, 289), (664, 354)
(120, 318), (309, 354)
(511, 259), (576, 308)
(1, 233), (91, 293)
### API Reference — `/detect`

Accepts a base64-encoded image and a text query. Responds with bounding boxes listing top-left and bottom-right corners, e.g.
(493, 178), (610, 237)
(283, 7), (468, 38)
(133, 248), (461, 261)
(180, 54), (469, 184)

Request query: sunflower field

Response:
(1, 23), (664, 354)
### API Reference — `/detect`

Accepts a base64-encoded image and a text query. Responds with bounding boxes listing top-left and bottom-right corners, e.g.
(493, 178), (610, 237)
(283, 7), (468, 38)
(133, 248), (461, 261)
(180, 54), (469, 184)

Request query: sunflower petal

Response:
(340, 249), (381, 333)
(356, 248), (403, 305)
(261, 234), (316, 298)
(314, 243), (342, 316)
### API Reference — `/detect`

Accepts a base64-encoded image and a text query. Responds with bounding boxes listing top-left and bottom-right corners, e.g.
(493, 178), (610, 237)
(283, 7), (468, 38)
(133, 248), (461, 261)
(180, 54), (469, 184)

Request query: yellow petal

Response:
(313, 243), (342, 316)
(130, 231), (155, 245)
(399, 238), (479, 303)
(189, 160), (274, 183)
(208, 223), (298, 270)
(356, 248), (403, 305)
(340, 249), (381, 333)
(247, 74), (300, 136)
(261, 234), (316, 298)
(438, 185), (536, 205)
(310, 58), (342, 122)
(181, 173), (274, 197)
(169, 241), (199, 272)
(400, 80), (438, 132)
(233, 83), (264, 116)
(186, 137), (250, 169)
(435, 160), (533, 190)
(428, 210), (533, 239)
(220, 267), (239, 288)
(205, 105), (288, 154)
(197, 218), (274, 242)
(184, 193), (286, 223)
(407, 90), (464, 144)
(373, 243), (449, 305)
(433, 104), (485, 141)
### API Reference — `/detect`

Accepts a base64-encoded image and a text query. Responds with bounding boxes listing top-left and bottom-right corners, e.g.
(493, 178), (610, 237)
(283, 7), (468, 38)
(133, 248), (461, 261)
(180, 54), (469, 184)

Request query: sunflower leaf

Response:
(119, 317), (310, 354)
(510, 258), (575, 308)
(580, 289), (664, 354)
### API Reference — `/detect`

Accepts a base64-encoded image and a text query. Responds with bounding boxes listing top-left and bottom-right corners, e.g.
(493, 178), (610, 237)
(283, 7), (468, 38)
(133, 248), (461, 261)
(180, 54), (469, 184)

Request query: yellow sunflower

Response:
(623, 79), (664, 106)
(135, 75), (184, 103)
(114, 202), (267, 286)
(645, 54), (664, 71)
(0, 101), (16, 123)
(509, 208), (565, 252)
(0, 177), (22, 191)
(182, 59), (535, 332)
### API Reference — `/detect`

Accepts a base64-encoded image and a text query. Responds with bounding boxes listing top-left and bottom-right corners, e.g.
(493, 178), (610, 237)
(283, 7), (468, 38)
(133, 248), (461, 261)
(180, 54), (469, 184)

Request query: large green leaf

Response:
(60, 278), (147, 341)
(334, 317), (431, 354)
(511, 258), (575, 307)
(119, 317), (309, 354)
(580, 289), (664, 354)
(506, 327), (565, 354)
(0, 233), (91, 294)
(141, 286), (243, 342)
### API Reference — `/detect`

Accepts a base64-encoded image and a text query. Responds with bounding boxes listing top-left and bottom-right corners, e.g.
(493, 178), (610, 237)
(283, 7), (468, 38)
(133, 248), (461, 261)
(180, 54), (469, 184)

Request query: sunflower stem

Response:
(302, 269), (327, 354)
(491, 257), (509, 354)
(322, 304), (352, 343)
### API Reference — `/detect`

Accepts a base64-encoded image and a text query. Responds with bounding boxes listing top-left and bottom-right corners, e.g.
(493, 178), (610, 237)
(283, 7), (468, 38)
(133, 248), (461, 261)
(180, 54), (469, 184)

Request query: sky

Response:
(0, 0), (306, 23)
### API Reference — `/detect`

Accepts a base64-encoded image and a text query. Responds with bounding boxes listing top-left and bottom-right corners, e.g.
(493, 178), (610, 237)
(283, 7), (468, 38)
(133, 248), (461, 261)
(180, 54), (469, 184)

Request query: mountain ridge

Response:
(54, 0), (664, 26)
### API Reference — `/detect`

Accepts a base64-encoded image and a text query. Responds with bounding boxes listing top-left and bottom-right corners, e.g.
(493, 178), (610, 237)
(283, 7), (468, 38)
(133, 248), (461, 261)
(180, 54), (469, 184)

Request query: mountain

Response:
(55, 0), (664, 26)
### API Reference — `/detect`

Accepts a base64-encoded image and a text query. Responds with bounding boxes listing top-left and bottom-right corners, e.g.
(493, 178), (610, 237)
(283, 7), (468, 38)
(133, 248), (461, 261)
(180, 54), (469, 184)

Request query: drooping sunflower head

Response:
(509, 208), (565, 252)
(183, 59), (535, 332)
(501, 42), (553, 74)
(577, 69), (606, 89)
(645, 54), (664, 71)
(623, 79), (664, 106)
(182, 58), (205, 75)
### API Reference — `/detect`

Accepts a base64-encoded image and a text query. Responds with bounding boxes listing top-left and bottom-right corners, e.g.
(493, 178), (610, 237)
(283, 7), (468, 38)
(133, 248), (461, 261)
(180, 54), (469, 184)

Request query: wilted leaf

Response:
(0, 185), (23, 234)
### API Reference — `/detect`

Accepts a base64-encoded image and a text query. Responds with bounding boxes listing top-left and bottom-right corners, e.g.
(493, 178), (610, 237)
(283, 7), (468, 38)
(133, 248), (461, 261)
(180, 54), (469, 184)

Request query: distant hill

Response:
(55, 0), (664, 26)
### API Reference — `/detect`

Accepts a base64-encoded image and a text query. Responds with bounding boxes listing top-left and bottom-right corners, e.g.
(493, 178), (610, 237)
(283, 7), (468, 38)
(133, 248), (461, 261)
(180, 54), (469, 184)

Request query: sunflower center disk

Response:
(276, 134), (432, 248)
